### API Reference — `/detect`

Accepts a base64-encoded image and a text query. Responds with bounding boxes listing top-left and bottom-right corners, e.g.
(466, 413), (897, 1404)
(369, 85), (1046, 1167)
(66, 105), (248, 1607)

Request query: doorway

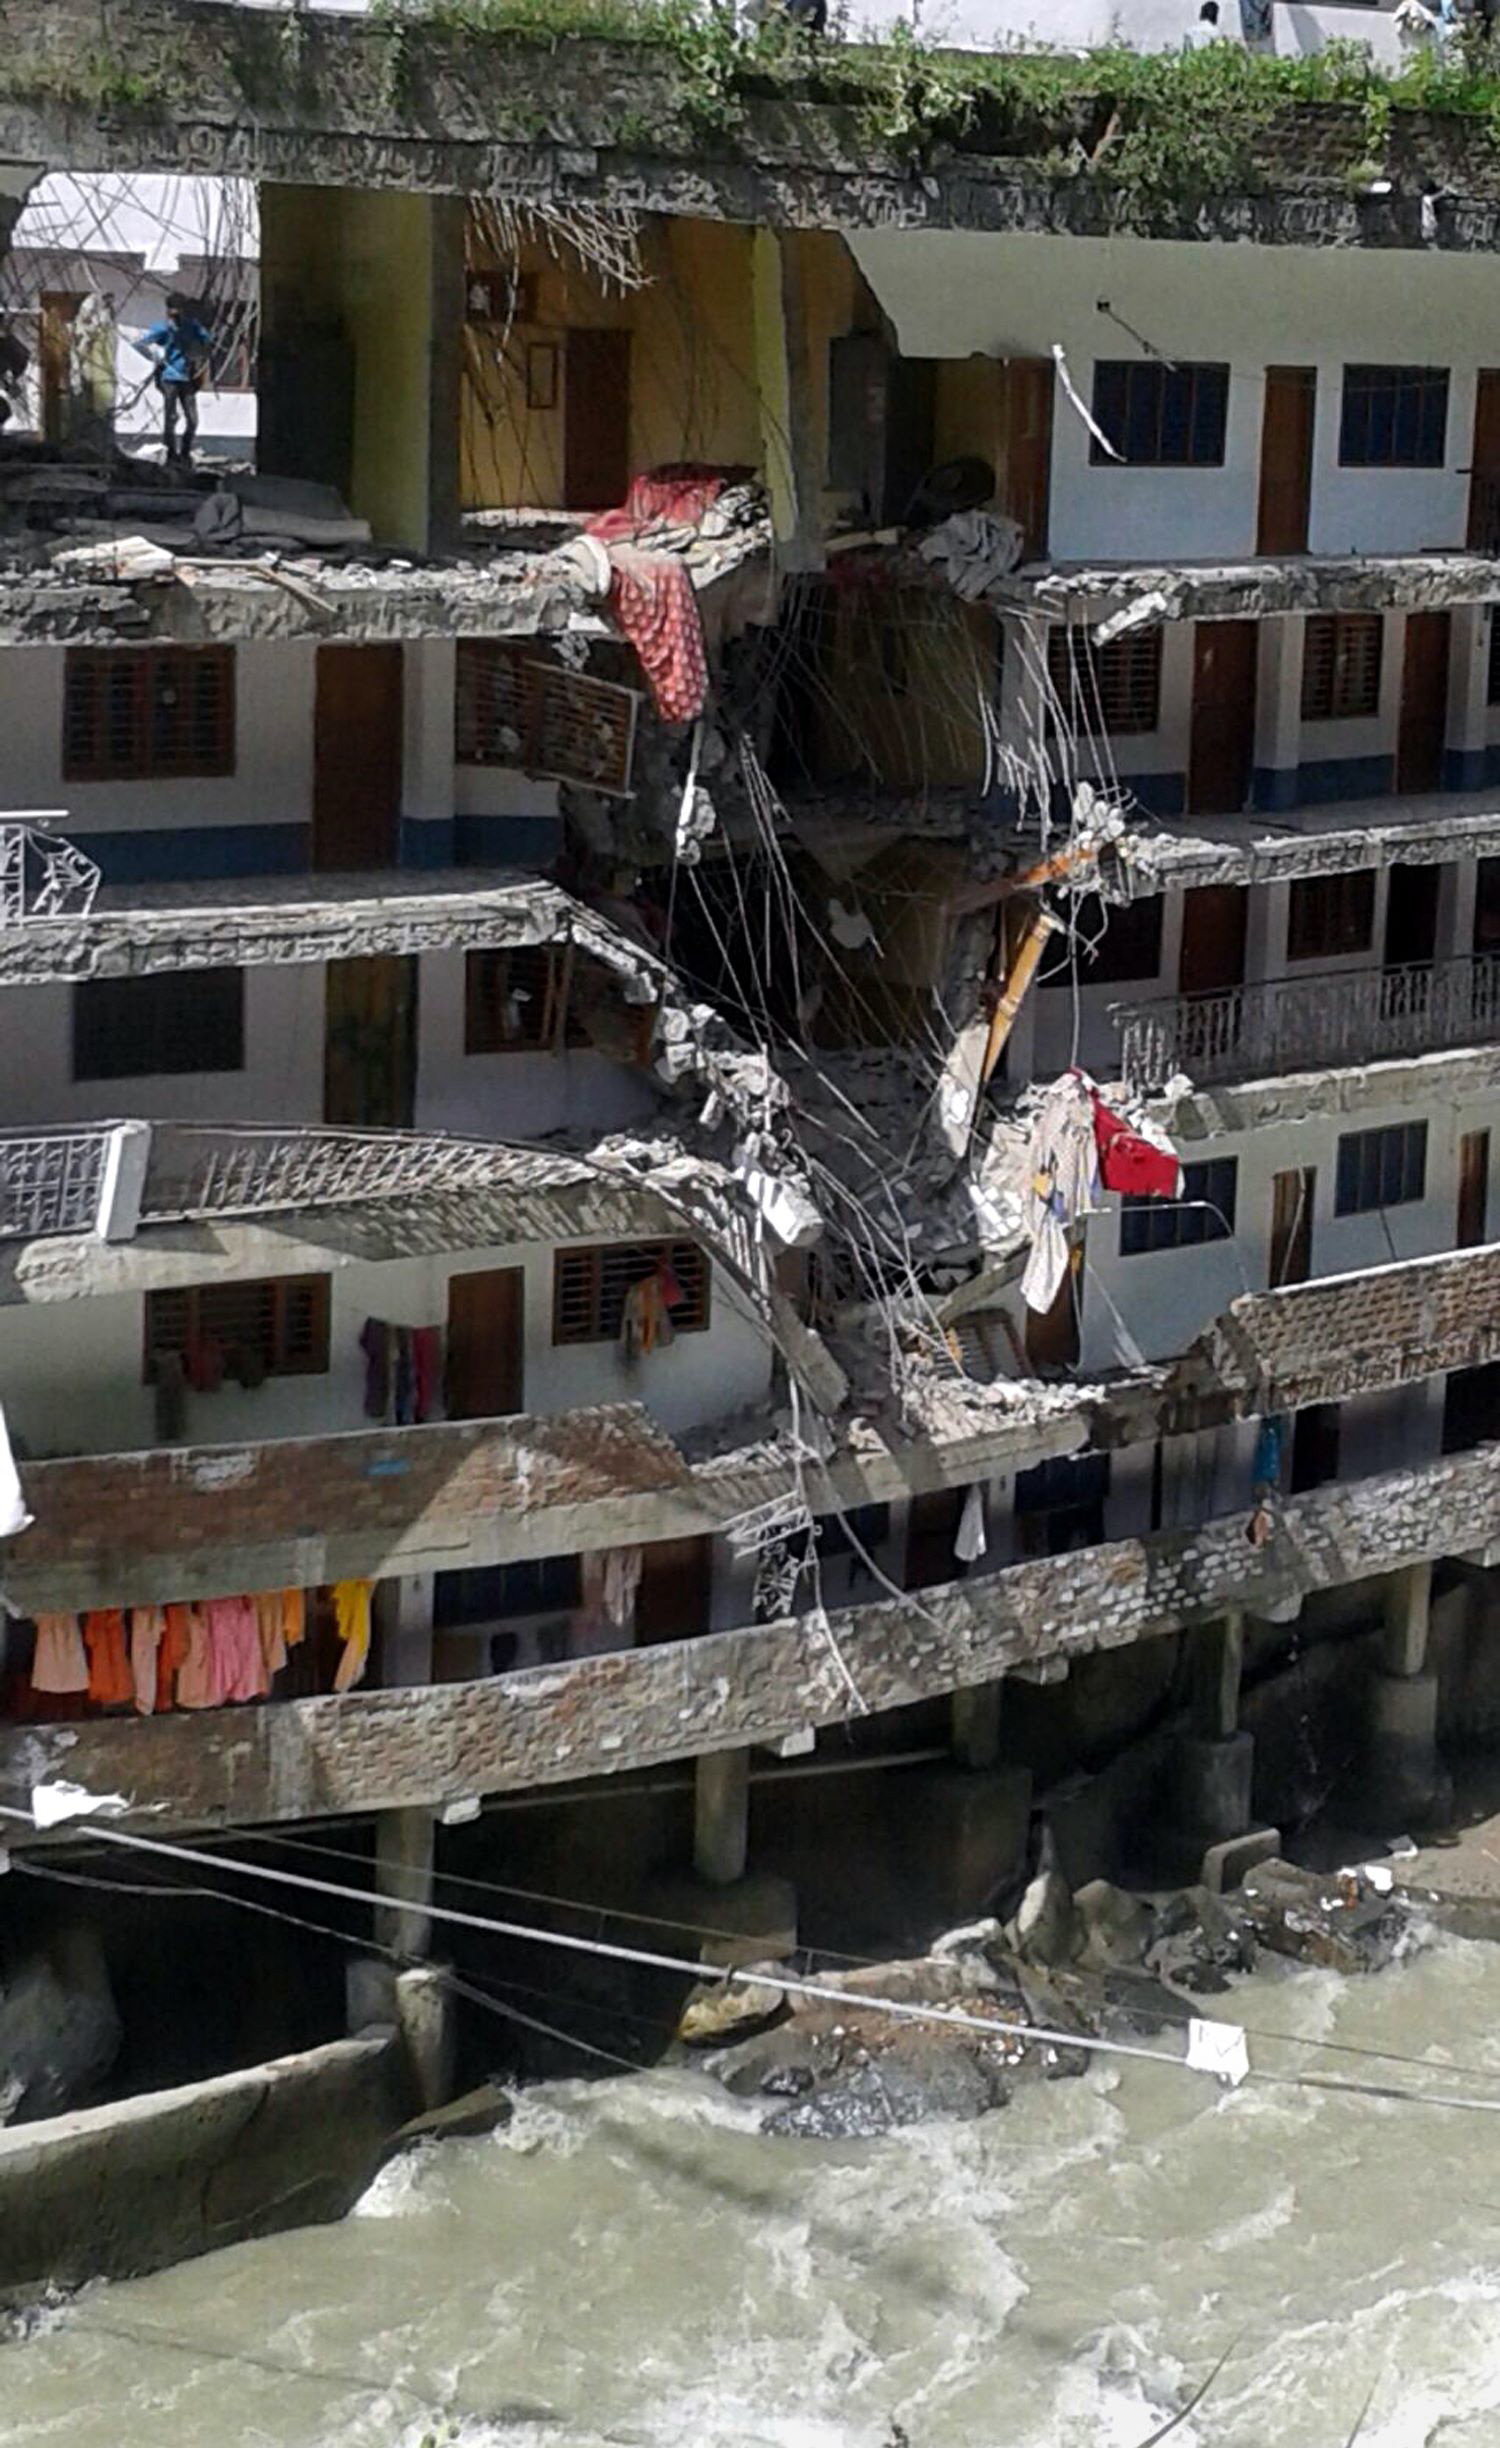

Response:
(635, 1535), (712, 1645)
(1458, 1130), (1491, 1249)
(1188, 622), (1258, 816)
(1290, 1401), (1341, 1494)
(564, 328), (631, 512)
(445, 1267), (525, 1420)
(1178, 884), (1249, 997)
(1469, 370), (1500, 552)
(998, 357), (1053, 559)
(1269, 1166), (1315, 1289)
(1382, 861), (1440, 973)
(1257, 367), (1316, 555)
(323, 954), (417, 1128)
(312, 644), (403, 871)
(1395, 612), (1451, 796)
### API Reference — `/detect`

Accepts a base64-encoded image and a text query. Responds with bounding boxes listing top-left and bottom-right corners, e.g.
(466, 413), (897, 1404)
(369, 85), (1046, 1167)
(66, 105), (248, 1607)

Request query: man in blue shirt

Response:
(132, 294), (213, 467)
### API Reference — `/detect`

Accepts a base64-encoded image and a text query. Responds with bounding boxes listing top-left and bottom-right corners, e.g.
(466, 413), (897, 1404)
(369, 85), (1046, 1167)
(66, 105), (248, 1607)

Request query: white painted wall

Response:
(0, 645), (317, 842)
(849, 233), (1491, 564)
(0, 1232), (774, 1460)
(1080, 1080), (1500, 1367)
(0, 968), (326, 1130)
(415, 950), (662, 1139)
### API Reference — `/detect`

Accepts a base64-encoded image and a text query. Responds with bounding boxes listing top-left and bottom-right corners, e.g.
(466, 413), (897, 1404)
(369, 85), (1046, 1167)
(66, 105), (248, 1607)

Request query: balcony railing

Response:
(1114, 951), (1500, 1091)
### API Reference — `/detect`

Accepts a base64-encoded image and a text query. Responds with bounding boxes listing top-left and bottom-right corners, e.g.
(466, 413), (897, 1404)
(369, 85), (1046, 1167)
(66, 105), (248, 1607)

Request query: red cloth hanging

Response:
(1090, 1092), (1181, 1200)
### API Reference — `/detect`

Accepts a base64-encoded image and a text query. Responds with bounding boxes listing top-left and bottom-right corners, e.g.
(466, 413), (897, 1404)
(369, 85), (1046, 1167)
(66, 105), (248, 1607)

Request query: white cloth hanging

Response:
(954, 1485), (988, 1565)
(0, 1399), (32, 1539)
(1021, 1074), (1100, 1315)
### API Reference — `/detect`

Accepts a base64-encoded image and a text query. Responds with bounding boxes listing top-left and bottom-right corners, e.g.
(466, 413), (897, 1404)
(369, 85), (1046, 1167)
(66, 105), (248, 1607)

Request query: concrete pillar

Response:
(694, 1749), (750, 1887)
(951, 1680), (1003, 1771)
(374, 1805), (436, 1961)
(1447, 602), (1488, 785)
(395, 1964), (456, 2113)
(1367, 1560), (1440, 1822)
(1251, 614), (1303, 808)
(1190, 1609), (1245, 1741)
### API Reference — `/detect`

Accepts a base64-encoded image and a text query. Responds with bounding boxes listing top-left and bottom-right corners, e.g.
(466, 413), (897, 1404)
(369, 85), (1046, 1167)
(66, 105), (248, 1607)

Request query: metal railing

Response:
(1114, 950), (1500, 1091)
(0, 1131), (111, 1240)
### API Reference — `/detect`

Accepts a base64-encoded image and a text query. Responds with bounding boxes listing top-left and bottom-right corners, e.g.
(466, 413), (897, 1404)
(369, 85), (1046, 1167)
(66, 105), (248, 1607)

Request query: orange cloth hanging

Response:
(128, 1606), (165, 1716)
(281, 1588), (306, 1649)
(174, 1605), (215, 1710)
(156, 1605), (191, 1712)
(255, 1591), (288, 1679)
(82, 1609), (133, 1708)
(331, 1579), (373, 1693)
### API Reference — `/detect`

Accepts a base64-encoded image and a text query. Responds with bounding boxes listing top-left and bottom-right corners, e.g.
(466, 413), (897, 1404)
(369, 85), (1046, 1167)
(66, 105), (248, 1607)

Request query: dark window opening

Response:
(465, 946), (590, 1054)
(433, 1556), (582, 1626)
(1120, 1156), (1237, 1256)
(1014, 1450), (1111, 1556)
(73, 969), (244, 1082)
(1335, 1121), (1427, 1215)
(1286, 870), (1376, 962)
(1290, 1401), (1342, 1493)
(1038, 892), (1164, 988)
(815, 1503), (890, 1561)
(1442, 1363), (1500, 1454)
(1301, 615), (1383, 722)
(144, 1276), (329, 1382)
(1339, 365), (1448, 468)
(1091, 359), (1229, 467)
(1046, 625), (1163, 735)
(552, 1239), (710, 1345)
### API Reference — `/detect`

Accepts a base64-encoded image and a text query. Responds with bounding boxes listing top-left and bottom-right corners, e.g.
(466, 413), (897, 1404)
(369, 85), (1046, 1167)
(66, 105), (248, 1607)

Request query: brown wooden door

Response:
(1256, 366), (1316, 555)
(1468, 370), (1500, 551)
(1269, 1166), (1315, 1289)
(1178, 884), (1248, 996)
(1188, 621), (1258, 816)
(564, 328), (631, 512)
(445, 1267), (525, 1419)
(312, 644), (403, 872)
(999, 357), (1053, 559)
(635, 1535), (712, 1645)
(1396, 612), (1451, 795)
(1458, 1130), (1491, 1248)
(38, 293), (80, 446)
(323, 954), (417, 1128)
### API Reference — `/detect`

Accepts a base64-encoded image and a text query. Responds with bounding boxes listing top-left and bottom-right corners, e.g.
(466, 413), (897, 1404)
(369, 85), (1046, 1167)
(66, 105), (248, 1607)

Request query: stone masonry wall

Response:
(4, 1439), (1494, 1835)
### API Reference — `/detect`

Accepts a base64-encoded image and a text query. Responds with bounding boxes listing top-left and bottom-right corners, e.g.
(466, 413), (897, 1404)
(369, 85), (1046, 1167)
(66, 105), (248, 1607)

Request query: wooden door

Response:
(445, 1267), (525, 1419)
(38, 293), (81, 446)
(999, 357), (1053, 559)
(1382, 861), (1440, 971)
(564, 328), (631, 512)
(1024, 1247), (1081, 1372)
(635, 1535), (712, 1645)
(312, 644), (403, 872)
(1396, 612), (1451, 796)
(1256, 367), (1316, 555)
(1468, 370), (1500, 551)
(1458, 1130), (1491, 1248)
(1269, 1166), (1315, 1289)
(323, 954), (417, 1128)
(1178, 884), (1248, 996)
(1188, 621), (1258, 817)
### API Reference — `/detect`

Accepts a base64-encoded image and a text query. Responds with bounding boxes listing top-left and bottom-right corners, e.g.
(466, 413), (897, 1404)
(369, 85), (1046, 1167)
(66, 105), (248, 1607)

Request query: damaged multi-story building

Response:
(0, 0), (1497, 2024)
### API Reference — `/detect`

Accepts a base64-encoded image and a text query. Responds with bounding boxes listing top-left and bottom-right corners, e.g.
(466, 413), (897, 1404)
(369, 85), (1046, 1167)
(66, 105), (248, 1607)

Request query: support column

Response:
(1367, 1561), (1440, 1822)
(1251, 614), (1304, 809)
(693, 1749), (750, 1888)
(374, 1804), (436, 1961)
(1174, 1610), (1254, 1849)
(951, 1681), (1003, 1771)
(1446, 603), (1489, 790)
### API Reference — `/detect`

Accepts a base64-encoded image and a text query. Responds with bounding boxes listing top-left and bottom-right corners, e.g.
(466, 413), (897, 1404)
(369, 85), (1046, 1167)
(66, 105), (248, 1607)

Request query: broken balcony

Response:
(1113, 950), (1500, 1092)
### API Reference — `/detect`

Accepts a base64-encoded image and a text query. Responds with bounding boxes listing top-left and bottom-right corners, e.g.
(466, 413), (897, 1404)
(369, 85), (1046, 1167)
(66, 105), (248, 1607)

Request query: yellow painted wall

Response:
(806, 583), (994, 788)
(260, 185), (439, 550)
(461, 215), (762, 510)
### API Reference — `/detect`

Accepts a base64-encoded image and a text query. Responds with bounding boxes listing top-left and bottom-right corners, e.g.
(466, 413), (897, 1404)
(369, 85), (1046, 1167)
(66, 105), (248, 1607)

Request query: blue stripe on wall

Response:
(399, 816), (458, 869)
(455, 812), (563, 865)
(1441, 744), (1500, 792)
(70, 824), (310, 885)
(1252, 755), (1394, 813)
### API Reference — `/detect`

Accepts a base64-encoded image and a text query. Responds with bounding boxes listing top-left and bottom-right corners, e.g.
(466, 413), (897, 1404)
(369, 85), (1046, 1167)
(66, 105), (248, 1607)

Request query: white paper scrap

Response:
(1186, 2017), (1250, 2089)
(31, 1780), (131, 1831)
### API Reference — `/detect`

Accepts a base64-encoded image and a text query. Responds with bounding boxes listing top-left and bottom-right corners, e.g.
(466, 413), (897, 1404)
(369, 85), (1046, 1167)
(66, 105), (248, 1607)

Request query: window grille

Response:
(465, 945), (590, 1054)
(1120, 1157), (1238, 1256)
(1090, 360), (1229, 466)
(64, 648), (235, 781)
(1339, 366), (1449, 468)
(552, 1239), (710, 1345)
(73, 970), (245, 1082)
(1038, 891), (1163, 986)
(1046, 627), (1162, 736)
(144, 1275), (331, 1380)
(1286, 870), (1377, 962)
(1300, 615), (1383, 722)
(1335, 1122), (1428, 1215)
(455, 643), (639, 796)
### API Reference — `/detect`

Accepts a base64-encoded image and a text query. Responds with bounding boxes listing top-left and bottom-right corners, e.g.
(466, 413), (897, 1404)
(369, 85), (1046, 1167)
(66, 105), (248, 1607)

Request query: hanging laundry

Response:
(1253, 1414), (1287, 1493)
(255, 1591), (288, 1679)
(156, 1603), (191, 1712)
(280, 1586), (306, 1650)
(184, 1332), (225, 1395)
(1021, 1074), (1100, 1316)
(955, 1485), (988, 1565)
(0, 1398), (31, 1540)
(620, 1269), (678, 1364)
(585, 470), (725, 724)
(393, 1328), (416, 1427)
(31, 1612), (89, 1697)
(332, 1579), (374, 1692)
(174, 1604), (216, 1710)
(359, 1319), (393, 1421)
(128, 1606), (165, 1716)
(206, 1596), (267, 1705)
(602, 1545), (644, 1632)
(82, 1609), (133, 1708)
(1090, 1090), (1182, 1201)
(410, 1327), (441, 1425)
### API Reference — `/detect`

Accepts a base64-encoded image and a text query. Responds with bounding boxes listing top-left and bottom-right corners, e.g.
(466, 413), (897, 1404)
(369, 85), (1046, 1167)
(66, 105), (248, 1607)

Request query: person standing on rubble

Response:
(131, 294), (213, 468)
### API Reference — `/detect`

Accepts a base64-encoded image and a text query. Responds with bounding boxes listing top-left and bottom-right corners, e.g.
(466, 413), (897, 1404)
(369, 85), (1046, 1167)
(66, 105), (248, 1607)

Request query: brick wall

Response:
(5, 1438), (1493, 1836)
